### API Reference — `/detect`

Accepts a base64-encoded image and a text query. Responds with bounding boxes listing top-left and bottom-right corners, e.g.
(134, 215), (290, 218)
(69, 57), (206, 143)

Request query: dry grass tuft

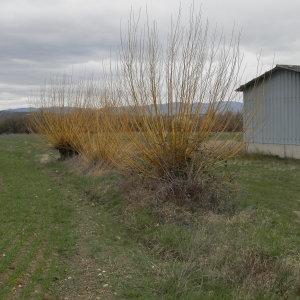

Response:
(120, 167), (237, 225)
(64, 155), (114, 177)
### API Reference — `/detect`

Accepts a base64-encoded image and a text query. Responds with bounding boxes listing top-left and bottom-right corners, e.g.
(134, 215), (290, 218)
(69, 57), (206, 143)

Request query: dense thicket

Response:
(0, 112), (31, 134)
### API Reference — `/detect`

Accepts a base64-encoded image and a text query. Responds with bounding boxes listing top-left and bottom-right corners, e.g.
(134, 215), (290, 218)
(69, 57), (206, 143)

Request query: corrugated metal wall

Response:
(243, 69), (300, 145)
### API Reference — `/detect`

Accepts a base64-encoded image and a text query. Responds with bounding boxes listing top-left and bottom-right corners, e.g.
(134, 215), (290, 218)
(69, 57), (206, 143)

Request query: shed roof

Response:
(236, 64), (300, 92)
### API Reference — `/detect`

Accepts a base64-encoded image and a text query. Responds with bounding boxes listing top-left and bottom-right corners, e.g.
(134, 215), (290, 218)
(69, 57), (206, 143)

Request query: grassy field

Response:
(0, 134), (299, 299)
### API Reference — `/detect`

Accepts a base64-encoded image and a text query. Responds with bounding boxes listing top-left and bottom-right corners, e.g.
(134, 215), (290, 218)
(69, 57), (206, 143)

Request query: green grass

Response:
(0, 134), (299, 299)
(0, 135), (76, 299)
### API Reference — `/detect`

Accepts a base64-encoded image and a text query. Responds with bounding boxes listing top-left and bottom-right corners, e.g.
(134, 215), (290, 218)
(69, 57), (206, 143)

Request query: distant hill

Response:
(146, 101), (243, 115)
(215, 101), (243, 113)
(0, 101), (243, 116)
(0, 107), (36, 115)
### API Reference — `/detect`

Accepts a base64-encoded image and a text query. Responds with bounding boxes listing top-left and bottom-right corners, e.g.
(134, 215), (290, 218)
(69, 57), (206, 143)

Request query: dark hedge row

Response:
(0, 112), (32, 134)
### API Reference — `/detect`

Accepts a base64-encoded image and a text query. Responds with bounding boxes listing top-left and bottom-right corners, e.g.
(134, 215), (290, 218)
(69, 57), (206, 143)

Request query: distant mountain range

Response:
(0, 107), (36, 115)
(0, 101), (243, 115)
(141, 101), (243, 115)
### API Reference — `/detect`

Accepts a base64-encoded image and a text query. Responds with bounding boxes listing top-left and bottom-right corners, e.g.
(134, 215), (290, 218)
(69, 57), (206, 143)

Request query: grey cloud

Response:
(203, 0), (300, 53)
(1, 0), (300, 109)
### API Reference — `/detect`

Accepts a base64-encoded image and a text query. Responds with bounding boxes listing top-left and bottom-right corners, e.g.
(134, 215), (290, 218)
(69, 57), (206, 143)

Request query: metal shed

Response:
(237, 65), (300, 159)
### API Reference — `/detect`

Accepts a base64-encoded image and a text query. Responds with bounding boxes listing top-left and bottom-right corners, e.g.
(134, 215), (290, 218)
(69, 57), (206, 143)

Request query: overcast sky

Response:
(1, 0), (300, 109)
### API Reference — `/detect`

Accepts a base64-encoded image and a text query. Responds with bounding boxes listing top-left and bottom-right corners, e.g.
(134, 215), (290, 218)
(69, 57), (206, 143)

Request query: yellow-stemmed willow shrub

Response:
(31, 6), (245, 211)
(106, 9), (243, 180)
(30, 76), (120, 164)
(94, 8), (244, 212)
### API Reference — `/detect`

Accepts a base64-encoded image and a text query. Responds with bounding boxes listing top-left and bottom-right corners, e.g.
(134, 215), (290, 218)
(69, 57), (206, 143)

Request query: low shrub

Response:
(212, 111), (243, 132)
(120, 166), (237, 226)
(0, 112), (31, 134)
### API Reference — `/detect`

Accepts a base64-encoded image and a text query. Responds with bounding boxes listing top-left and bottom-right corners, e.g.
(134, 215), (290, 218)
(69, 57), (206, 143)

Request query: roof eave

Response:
(236, 64), (300, 92)
(236, 66), (278, 92)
